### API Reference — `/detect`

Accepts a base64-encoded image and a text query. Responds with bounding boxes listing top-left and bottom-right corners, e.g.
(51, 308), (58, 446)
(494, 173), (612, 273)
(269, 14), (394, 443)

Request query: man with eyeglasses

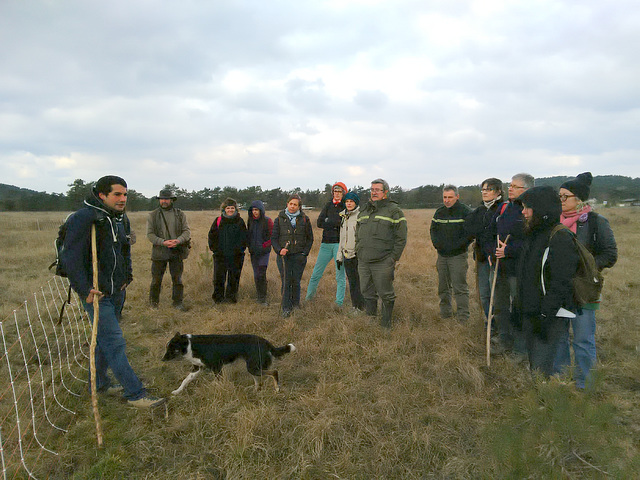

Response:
(355, 178), (407, 328)
(489, 173), (534, 359)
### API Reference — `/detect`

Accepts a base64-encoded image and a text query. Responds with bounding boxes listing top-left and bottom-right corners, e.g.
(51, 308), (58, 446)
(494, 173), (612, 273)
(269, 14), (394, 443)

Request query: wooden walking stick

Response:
(486, 234), (510, 367)
(90, 224), (104, 447)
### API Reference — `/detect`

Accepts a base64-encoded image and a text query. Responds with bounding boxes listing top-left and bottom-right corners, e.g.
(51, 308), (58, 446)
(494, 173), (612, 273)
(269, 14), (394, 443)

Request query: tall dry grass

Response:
(1, 207), (639, 478)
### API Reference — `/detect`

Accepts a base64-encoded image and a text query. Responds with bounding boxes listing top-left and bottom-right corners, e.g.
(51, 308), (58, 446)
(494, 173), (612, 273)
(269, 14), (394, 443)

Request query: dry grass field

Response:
(1, 207), (639, 478)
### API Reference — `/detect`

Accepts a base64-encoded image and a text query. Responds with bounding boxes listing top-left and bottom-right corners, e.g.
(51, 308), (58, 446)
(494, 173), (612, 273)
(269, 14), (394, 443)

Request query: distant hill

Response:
(0, 184), (67, 211)
(2, 175), (639, 211)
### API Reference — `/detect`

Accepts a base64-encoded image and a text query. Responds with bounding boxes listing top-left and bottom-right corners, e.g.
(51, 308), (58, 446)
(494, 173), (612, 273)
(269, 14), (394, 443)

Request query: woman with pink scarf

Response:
(554, 172), (618, 389)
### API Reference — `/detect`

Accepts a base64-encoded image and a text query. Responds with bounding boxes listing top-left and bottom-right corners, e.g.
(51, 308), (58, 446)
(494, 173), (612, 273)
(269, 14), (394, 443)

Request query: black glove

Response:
(336, 260), (342, 270)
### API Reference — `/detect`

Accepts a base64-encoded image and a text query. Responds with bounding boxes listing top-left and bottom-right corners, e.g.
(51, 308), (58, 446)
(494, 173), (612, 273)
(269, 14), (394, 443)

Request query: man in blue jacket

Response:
(61, 175), (165, 408)
(430, 185), (472, 322)
(490, 173), (534, 357)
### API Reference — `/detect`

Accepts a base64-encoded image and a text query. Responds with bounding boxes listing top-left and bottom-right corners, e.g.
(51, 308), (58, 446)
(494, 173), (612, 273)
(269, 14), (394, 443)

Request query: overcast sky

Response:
(1, 0), (639, 197)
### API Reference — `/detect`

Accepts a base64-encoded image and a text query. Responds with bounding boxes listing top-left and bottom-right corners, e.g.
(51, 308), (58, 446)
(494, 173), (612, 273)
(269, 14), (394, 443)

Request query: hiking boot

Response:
(381, 300), (394, 329)
(173, 302), (189, 312)
(128, 395), (166, 408)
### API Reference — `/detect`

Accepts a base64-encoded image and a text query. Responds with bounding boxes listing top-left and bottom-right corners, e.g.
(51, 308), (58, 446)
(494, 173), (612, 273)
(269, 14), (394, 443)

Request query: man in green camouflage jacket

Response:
(356, 178), (407, 328)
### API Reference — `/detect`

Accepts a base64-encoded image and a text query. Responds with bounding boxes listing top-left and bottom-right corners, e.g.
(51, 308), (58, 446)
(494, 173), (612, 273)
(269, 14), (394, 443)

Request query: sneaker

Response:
(282, 309), (292, 318)
(105, 384), (123, 396)
(149, 302), (159, 309)
(128, 395), (166, 408)
(173, 303), (189, 312)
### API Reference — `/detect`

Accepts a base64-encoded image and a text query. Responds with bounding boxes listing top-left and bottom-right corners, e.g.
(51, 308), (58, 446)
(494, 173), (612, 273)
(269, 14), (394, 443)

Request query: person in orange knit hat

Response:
(305, 182), (348, 307)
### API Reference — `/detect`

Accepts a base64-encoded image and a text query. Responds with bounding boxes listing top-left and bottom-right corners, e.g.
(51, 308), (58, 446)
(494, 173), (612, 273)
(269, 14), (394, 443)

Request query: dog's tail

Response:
(271, 343), (296, 357)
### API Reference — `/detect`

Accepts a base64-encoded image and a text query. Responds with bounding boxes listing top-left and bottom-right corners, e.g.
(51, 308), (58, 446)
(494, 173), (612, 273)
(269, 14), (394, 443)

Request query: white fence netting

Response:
(0, 276), (89, 479)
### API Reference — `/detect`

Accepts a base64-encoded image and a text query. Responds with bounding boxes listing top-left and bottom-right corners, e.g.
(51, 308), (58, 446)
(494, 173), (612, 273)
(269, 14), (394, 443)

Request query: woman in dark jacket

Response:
(516, 186), (579, 377)
(554, 172), (618, 388)
(271, 194), (314, 317)
(465, 178), (505, 319)
(208, 198), (247, 304)
(247, 200), (274, 305)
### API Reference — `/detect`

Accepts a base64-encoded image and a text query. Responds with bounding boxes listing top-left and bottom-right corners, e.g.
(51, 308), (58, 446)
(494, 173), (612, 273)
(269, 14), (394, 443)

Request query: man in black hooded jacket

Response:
(516, 186), (579, 377)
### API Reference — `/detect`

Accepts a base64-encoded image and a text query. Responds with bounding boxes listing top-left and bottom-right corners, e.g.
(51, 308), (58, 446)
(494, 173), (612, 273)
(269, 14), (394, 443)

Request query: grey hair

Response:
(512, 173), (535, 189)
(443, 184), (458, 195)
(371, 178), (390, 192)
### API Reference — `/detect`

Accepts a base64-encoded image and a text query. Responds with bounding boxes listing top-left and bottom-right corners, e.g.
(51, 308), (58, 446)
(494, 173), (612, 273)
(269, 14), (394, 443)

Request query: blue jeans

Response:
(305, 242), (346, 305)
(82, 290), (146, 400)
(477, 260), (491, 319)
(554, 309), (597, 389)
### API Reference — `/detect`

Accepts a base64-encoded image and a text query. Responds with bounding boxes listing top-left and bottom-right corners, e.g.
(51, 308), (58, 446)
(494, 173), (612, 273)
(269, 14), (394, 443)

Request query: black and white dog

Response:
(162, 332), (296, 395)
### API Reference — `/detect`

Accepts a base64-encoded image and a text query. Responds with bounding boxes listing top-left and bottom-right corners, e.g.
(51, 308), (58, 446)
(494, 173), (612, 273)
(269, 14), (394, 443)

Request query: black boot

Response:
(149, 283), (161, 308)
(381, 300), (394, 328)
(365, 299), (378, 317)
(256, 277), (268, 305)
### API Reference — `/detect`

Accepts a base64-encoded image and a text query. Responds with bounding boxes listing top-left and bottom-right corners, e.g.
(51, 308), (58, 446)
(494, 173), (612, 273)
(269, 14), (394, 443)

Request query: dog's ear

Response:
(174, 331), (181, 338)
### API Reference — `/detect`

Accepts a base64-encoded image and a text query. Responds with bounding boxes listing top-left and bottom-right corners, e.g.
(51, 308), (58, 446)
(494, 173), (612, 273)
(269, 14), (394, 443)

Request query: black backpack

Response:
(544, 224), (604, 306)
(48, 213), (74, 277)
(48, 214), (74, 323)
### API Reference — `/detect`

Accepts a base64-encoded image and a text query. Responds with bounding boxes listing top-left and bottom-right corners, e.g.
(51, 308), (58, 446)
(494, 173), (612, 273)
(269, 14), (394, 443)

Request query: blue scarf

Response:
(284, 209), (300, 228)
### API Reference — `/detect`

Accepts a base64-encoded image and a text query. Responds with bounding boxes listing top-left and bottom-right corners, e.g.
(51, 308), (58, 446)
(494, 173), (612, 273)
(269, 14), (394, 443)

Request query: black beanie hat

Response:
(560, 172), (593, 201)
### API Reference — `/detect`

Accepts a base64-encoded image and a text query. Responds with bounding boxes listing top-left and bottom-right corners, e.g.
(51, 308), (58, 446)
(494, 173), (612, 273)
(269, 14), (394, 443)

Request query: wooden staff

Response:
(486, 234), (510, 367)
(90, 224), (104, 447)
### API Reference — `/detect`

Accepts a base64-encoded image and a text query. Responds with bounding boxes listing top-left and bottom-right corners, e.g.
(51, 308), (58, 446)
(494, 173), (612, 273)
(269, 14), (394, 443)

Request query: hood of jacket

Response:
(516, 186), (561, 231)
(84, 190), (124, 219)
(249, 200), (266, 219)
(84, 191), (124, 241)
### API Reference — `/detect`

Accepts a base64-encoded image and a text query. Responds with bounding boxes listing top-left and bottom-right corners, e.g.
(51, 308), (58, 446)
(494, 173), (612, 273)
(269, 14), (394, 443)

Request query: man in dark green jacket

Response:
(147, 189), (191, 310)
(430, 185), (472, 322)
(356, 178), (407, 328)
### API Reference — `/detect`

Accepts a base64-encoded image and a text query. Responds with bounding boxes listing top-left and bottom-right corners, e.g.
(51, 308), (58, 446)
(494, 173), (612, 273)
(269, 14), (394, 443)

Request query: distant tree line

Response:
(1, 175), (639, 212)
